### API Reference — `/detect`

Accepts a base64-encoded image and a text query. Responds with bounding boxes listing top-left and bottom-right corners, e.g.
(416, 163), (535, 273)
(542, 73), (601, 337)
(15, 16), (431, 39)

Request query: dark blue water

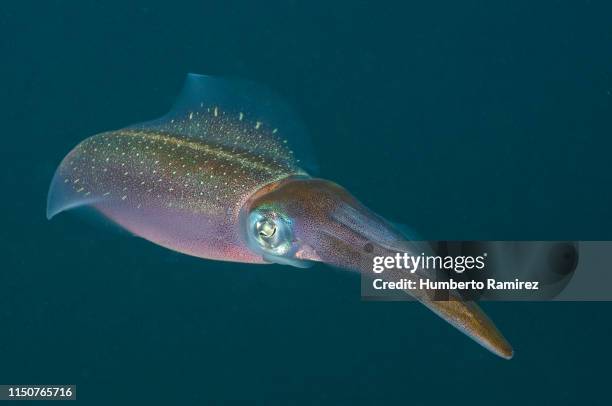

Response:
(2, 1), (611, 404)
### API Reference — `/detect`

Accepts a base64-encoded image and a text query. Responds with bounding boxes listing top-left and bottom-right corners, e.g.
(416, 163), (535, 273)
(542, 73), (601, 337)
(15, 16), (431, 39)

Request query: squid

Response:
(47, 74), (513, 359)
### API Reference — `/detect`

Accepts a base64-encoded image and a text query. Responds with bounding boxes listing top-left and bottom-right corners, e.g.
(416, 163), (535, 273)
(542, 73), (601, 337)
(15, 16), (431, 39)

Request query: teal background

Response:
(1, 1), (611, 404)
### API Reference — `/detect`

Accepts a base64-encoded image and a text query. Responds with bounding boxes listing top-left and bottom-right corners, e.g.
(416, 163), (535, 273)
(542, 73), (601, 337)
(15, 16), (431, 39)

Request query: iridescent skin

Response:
(48, 74), (513, 359)
(48, 123), (304, 263)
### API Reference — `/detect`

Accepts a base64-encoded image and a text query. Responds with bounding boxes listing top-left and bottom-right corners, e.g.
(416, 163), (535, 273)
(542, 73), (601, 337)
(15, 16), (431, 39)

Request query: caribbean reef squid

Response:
(47, 74), (513, 359)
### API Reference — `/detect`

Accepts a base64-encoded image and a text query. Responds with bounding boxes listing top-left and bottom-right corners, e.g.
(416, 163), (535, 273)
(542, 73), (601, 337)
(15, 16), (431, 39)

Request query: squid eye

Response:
(247, 208), (294, 257)
(257, 219), (277, 239)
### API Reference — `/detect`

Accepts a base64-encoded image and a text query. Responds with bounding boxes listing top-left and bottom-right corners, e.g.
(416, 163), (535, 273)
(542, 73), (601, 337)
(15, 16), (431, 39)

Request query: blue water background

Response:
(1, 1), (611, 404)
